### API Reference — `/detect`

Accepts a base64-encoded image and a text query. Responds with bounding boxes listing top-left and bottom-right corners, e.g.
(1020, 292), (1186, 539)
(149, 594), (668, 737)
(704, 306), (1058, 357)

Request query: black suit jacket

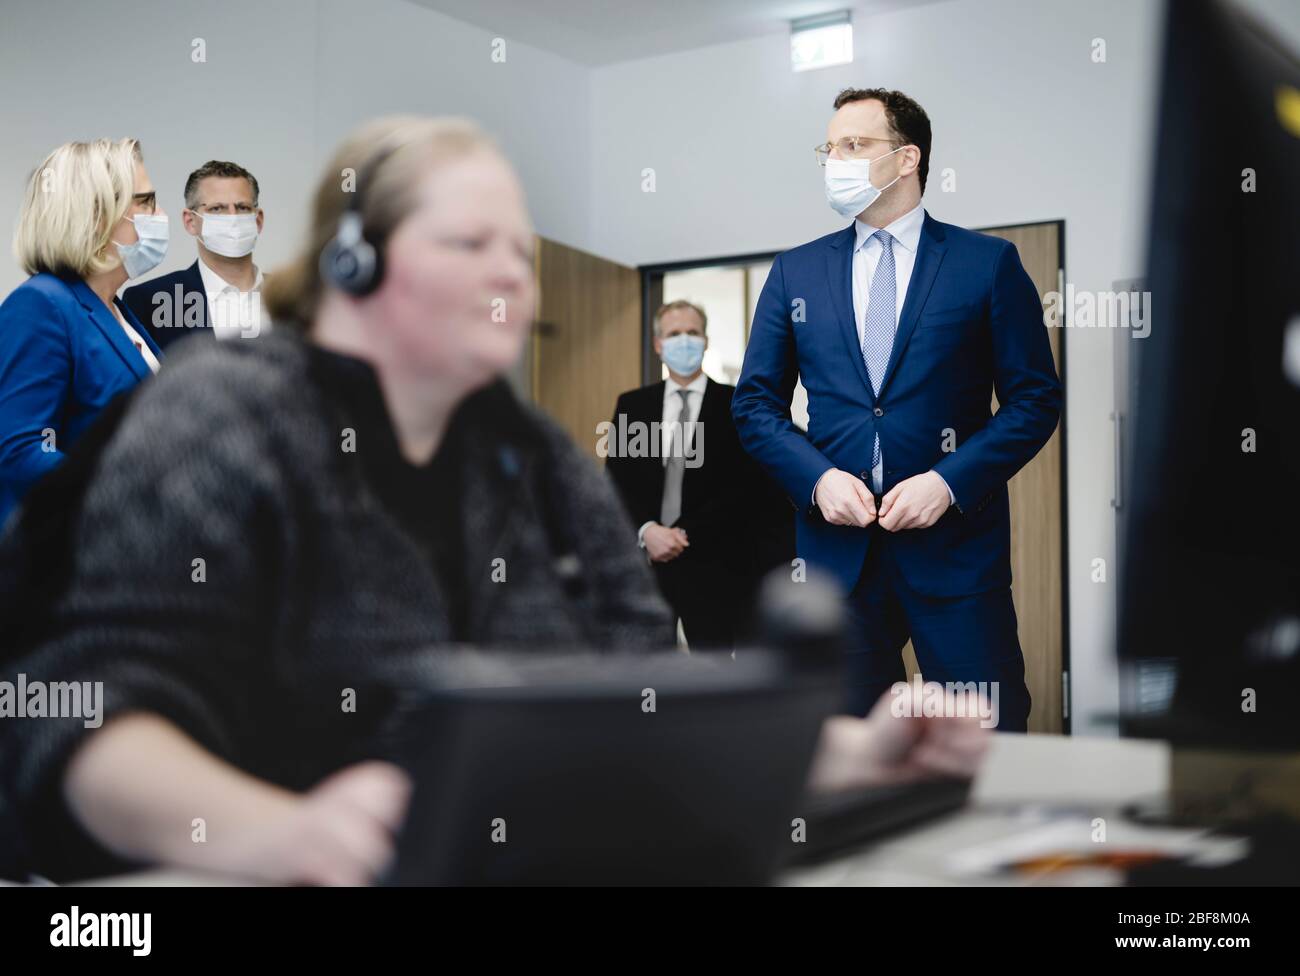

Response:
(122, 261), (212, 352)
(604, 378), (752, 565)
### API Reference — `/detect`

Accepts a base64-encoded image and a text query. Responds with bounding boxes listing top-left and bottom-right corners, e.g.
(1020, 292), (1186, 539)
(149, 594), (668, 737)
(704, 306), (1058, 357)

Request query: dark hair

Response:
(184, 160), (261, 209)
(832, 88), (931, 194)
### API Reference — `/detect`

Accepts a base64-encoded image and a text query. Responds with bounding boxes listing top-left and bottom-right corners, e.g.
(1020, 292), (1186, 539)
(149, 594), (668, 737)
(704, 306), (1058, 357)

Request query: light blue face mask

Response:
(660, 333), (706, 375)
(113, 213), (169, 279)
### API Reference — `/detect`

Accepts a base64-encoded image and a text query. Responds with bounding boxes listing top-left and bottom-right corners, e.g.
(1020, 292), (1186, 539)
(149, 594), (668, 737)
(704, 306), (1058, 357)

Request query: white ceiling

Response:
(406, 0), (946, 66)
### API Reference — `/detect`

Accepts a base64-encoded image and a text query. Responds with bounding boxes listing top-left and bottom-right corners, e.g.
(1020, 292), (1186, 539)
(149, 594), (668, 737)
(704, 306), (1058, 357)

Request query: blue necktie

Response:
(861, 229), (896, 481)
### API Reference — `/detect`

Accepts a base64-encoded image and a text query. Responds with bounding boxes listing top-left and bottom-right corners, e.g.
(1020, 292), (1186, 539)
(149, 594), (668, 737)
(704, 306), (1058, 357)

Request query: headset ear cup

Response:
(319, 232), (380, 297)
(364, 242), (384, 297)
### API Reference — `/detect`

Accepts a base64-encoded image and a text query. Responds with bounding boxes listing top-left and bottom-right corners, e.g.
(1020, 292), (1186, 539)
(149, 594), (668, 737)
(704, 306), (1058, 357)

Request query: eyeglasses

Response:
(188, 203), (258, 215)
(814, 136), (901, 166)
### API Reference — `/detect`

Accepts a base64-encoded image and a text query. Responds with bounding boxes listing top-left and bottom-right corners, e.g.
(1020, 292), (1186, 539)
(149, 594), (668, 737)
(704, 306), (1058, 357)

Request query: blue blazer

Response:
(0, 273), (163, 527)
(122, 260), (211, 352)
(733, 211), (1062, 598)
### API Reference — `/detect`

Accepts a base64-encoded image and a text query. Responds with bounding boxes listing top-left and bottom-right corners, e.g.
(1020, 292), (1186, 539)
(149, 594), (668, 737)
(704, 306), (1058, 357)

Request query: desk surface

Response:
(74, 733), (1169, 887)
(782, 732), (1170, 886)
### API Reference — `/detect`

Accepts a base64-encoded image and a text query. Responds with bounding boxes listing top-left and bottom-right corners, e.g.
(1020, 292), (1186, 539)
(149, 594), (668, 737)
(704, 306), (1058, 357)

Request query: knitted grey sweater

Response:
(0, 331), (675, 879)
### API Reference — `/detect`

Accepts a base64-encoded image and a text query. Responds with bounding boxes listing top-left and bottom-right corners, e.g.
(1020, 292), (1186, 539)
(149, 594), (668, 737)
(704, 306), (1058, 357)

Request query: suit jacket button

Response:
(859, 470), (870, 481)
(873, 406), (884, 417)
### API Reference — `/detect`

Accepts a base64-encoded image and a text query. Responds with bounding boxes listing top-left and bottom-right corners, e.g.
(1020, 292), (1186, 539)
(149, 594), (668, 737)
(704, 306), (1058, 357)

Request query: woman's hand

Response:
(64, 714), (412, 885)
(806, 684), (992, 794)
(229, 761), (412, 886)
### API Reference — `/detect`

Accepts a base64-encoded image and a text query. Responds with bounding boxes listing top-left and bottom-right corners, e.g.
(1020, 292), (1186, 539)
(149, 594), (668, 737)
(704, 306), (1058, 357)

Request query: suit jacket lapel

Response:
(120, 298), (165, 361)
(184, 261), (213, 332)
(646, 380), (667, 508)
(878, 211), (948, 397)
(682, 377), (713, 488)
(694, 376), (717, 435)
(70, 278), (150, 381)
(644, 381), (667, 429)
(824, 223), (875, 400)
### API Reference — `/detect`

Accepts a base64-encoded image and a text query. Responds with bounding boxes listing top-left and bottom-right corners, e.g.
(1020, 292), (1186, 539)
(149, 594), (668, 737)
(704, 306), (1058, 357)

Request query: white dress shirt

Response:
(812, 202), (954, 507)
(638, 372), (708, 546)
(197, 257), (267, 340)
(111, 304), (161, 374)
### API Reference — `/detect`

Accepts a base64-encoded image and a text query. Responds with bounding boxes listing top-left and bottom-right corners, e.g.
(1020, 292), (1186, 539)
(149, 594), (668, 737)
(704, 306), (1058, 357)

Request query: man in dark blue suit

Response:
(123, 160), (266, 351)
(733, 89), (1061, 730)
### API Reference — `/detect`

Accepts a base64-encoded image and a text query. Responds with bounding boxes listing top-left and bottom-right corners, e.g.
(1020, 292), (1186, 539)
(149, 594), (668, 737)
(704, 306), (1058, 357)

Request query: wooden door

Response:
(903, 221), (1066, 734)
(529, 238), (642, 459)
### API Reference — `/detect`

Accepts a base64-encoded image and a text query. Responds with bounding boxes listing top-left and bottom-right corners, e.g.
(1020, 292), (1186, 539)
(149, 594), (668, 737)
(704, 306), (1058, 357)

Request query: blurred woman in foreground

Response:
(0, 116), (987, 884)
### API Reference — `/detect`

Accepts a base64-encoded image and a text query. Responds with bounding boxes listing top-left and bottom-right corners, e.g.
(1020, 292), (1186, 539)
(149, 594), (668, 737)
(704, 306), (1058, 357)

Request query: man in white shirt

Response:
(195, 250), (265, 342)
(123, 160), (269, 350)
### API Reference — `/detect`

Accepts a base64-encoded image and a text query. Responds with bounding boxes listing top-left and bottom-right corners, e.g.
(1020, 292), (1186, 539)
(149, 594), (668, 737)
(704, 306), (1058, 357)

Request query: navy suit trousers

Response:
(842, 529), (1031, 731)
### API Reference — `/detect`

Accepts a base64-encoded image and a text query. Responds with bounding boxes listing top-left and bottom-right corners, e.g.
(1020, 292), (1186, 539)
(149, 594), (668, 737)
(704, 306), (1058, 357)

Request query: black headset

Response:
(318, 136), (410, 297)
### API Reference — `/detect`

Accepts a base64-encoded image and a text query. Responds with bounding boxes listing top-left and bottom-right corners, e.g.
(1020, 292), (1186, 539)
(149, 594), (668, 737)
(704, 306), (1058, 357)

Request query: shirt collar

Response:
(854, 202), (925, 255)
(664, 372), (708, 400)
(197, 255), (263, 296)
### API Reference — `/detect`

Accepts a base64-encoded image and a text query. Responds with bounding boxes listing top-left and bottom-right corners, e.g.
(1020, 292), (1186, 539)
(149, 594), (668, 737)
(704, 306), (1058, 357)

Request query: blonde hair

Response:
(13, 138), (142, 279)
(263, 115), (498, 327)
(654, 299), (708, 335)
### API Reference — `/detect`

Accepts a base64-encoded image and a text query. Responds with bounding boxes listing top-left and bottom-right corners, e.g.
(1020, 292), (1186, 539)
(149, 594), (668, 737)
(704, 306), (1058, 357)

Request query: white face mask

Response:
(823, 145), (905, 220)
(194, 211), (259, 258)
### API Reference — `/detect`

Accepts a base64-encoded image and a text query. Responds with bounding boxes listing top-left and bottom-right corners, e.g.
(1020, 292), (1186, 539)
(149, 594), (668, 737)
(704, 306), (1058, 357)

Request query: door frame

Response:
(639, 250), (781, 387)
(975, 218), (1069, 733)
(641, 218), (1070, 732)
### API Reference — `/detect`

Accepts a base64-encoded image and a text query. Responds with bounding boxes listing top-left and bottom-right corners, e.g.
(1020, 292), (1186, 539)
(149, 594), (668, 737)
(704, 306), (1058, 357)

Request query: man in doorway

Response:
(605, 300), (750, 650)
(733, 88), (1061, 729)
(124, 160), (267, 350)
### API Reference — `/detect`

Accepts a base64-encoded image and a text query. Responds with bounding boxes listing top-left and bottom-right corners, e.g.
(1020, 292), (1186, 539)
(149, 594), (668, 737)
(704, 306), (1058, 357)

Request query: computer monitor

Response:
(1118, 0), (1300, 750)
(383, 649), (841, 884)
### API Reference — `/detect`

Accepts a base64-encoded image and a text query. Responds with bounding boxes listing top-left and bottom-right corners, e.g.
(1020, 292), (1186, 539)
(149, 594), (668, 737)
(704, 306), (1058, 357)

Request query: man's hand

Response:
(813, 469), (877, 527)
(878, 471), (950, 531)
(643, 523), (689, 562)
(805, 686), (991, 794)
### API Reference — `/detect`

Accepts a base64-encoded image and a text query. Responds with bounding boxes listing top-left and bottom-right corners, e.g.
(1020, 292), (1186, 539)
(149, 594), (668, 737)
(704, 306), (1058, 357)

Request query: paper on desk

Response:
(947, 813), (1249, 877)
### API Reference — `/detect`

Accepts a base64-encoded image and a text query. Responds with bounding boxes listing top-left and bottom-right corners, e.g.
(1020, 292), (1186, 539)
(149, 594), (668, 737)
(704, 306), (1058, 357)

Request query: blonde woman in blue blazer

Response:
(0, 138), (167, 528)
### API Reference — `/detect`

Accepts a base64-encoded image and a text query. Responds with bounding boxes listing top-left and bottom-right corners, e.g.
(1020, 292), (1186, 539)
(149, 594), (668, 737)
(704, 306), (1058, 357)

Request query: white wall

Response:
(589, 0), (1300, 734)
(312, 0), (591, 253)
(0, 0), (591, 297)
(0, 0), (317, 295)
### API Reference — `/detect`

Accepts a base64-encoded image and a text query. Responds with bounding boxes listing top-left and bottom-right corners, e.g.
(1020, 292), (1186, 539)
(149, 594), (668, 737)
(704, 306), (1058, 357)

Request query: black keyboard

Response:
(787, 777), (973, 864)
